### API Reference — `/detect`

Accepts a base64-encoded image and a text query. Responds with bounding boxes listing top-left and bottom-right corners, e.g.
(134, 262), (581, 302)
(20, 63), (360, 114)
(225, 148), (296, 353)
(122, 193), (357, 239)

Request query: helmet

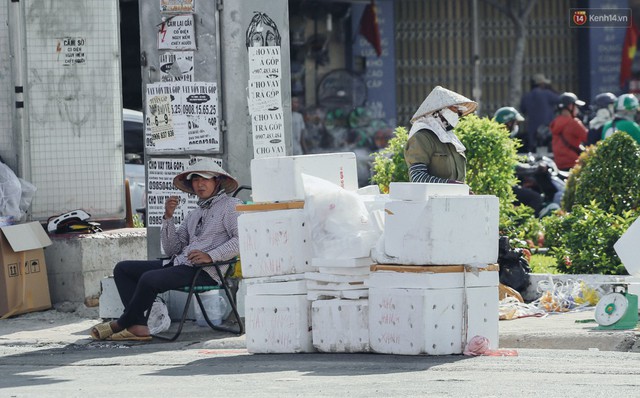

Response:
(493, 107), (525, 124)
(594, 92), (617, 109)
(614, 94), (639, 112)
(558, 92), (586, 109)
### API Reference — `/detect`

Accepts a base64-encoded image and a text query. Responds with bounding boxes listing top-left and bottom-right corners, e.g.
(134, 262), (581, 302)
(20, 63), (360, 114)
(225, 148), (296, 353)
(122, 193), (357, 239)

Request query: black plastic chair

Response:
(153, 258), (244, 341)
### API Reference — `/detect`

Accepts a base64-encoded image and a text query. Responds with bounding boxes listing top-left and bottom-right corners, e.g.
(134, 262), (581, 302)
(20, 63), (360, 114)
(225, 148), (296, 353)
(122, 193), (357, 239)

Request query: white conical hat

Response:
(411, 86), (477, 123)
(173, 158), (239, 195)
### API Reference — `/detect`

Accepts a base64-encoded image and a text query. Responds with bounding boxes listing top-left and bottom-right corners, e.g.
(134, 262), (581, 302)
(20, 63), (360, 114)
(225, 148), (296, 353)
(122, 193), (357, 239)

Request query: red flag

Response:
(359, 0), (382, 57)
(620, 19), (639, 88)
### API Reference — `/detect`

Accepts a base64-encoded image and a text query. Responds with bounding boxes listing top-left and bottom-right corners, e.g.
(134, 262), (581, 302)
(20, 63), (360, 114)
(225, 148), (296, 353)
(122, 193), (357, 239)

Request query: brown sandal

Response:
(90, 322), (114, 340)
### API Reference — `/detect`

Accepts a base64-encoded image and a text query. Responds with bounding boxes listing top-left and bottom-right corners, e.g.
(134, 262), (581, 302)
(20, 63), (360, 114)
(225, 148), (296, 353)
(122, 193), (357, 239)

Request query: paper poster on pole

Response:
(248, 46), (281, 79)
(179, 82), (220, 151)
(160, 51), (194, 82)
(145, 82), (188, 150)
(146, 156), (223, 227)
(58, 37), (86, 66)
(251, 111), (286, 158)
(247, 46), (285, 158)
(145, 81), (219, 152)
(248, 78), (282, 114)
(158, 14), (196, 50)
(161, 0), (195, 13)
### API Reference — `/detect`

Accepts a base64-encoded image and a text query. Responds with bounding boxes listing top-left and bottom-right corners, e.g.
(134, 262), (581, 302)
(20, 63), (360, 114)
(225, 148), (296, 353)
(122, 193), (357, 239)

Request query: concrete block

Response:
(245, 294), (314, 353)
(389, 182), (469, 200)
(312, 299), (370, 353)
(239, 209), (314, 277)
(45, 228), (147, 305)
(384, 196), (499, 265)
(250, 152), (358, 202)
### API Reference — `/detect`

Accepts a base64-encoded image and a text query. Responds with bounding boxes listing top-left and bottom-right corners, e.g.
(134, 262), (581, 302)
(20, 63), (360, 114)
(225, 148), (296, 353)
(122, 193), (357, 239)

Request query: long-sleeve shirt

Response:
(404, 128), (467, 183)
(161, 193), (242, 283)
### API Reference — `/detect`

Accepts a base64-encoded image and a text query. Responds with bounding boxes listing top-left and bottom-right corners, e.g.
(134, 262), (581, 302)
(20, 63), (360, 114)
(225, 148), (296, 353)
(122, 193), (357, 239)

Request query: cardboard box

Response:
(0, 222), (52, 317)
(250, 152), (358, 202)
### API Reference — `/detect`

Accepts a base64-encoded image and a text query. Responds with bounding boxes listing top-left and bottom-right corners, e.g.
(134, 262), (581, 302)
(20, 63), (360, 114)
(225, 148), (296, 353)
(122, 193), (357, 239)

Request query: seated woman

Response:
(90, 158), (241, 341)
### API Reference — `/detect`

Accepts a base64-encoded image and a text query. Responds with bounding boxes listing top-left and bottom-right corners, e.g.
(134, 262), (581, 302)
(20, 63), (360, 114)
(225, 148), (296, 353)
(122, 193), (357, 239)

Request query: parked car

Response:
(123, 108), (146, 222)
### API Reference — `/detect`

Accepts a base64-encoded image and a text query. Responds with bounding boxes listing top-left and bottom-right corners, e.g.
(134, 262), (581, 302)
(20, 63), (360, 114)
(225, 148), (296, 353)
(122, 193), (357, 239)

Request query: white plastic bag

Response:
(0, 162), (22, 220)
(194, 291), (229, 327)
(302, 173), (380, 258)
(147, 297), (171, 334)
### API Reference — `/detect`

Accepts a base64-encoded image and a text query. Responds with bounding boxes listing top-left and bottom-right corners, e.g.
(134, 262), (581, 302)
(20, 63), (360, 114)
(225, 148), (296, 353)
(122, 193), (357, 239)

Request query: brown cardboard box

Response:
(0, 222), (52, 317)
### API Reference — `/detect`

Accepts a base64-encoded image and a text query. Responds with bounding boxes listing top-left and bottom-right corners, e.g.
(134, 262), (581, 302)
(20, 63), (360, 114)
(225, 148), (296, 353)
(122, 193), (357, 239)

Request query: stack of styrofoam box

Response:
(308, 257), (373, 353)
(242, 153), (359, 353)
(368, 264), (500, 355)
(367, 182), (500, 355)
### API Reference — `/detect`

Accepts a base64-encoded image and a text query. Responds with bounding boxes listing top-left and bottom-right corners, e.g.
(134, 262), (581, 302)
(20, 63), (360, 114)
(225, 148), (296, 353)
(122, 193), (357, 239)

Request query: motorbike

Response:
(514, 154), (567, 217)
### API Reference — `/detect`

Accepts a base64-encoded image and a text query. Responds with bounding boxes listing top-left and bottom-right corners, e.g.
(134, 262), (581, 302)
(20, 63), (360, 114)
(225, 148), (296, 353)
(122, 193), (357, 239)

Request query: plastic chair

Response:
(153, 186), (251, 341)
(152, 258), (244, 341)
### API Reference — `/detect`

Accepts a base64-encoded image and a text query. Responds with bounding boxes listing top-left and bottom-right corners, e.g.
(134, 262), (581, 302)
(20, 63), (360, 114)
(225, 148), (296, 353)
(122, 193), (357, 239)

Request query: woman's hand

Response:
(164, 196), (179, 219)
(187, 249), (212, 265)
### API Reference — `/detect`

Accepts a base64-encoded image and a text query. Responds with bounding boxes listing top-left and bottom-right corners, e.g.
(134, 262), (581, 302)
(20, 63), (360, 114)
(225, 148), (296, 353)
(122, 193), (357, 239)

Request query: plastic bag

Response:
(302, 173), (380, 258)
(0, 162), (22, 220)
(194, 291), (228, 327)
(147, 297), (171, 334)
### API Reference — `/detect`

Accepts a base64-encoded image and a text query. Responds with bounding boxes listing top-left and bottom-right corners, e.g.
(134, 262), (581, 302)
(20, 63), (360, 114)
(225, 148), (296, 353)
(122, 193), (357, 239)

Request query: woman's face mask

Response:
(510, 124), (519, 138)
(439, 108), (460, 130)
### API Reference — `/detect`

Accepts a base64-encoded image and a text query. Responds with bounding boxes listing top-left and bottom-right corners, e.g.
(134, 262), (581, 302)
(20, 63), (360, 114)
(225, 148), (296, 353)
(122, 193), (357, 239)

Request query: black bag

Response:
(497, 236), (531, 293)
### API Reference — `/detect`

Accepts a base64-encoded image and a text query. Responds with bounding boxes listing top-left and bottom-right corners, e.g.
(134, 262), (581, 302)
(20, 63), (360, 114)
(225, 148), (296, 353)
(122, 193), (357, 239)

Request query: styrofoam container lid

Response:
(389, 182), (469, 201)
(614, 217), (640, 277)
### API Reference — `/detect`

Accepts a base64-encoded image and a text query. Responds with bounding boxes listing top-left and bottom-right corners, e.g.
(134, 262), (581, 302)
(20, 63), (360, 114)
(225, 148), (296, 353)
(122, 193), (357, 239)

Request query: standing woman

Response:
(404, 86), (477, 184)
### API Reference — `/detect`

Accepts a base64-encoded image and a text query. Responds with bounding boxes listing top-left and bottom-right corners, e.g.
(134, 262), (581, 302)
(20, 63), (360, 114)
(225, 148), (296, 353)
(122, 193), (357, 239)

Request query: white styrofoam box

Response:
(306, 280), (367, 291)
(367, 266), (499, 289)
(312, 257), (374, 268)
(318, 266), (370, 275)
(99, 277), (125, 319)
(239, 209), (314, 277)
(389, 182), (469, 201)
(305, 272), (368, 283)
(312, 299), (370, 352)
(614, 217), (640, 277)
(99, 277), (170, 319)
(368, 286), (498, 355)
(250, 152), (358, 203)
(237, 274), (305, 318)
(308, 289), (369, 300)
(247, 280), (307, 295)
(245, 294), (315, 353)
(384, 196), (499, 265)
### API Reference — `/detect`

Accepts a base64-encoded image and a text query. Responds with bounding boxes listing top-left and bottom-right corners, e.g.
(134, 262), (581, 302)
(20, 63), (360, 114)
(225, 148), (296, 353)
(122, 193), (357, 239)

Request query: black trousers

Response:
(113, 260), (216, 328)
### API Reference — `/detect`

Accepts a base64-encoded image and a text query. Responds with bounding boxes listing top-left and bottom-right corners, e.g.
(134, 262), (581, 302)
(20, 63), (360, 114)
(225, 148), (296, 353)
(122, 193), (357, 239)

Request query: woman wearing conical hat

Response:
(404, 86), (477, 184)
(89, 158), (241, 341)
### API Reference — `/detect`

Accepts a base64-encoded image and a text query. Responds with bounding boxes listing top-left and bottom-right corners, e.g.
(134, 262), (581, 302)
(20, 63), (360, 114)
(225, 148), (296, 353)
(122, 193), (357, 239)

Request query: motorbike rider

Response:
(549, 92), (588, 171)
(586, 92), (616, 146)
(493, 106), (525, 139)
(601, 93), (640, 144)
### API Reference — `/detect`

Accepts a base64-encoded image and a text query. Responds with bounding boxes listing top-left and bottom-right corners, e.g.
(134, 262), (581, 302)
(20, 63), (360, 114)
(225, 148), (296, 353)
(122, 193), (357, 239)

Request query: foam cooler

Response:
(250, 152), (358, 202)
(311, 299), (369, 353)
(384, 195), (499, 265)
(368, 264), (499, 355)
(238, 208), (314, 278)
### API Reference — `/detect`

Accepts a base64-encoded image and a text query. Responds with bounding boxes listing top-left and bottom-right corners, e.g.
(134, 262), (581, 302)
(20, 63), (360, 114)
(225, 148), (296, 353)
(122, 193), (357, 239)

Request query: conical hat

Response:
(411, 86), (477, 123)
(173, 158), (239, 195)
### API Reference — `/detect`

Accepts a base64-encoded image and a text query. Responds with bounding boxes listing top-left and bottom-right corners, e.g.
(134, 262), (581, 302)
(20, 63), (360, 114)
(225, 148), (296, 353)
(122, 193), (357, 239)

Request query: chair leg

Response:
(212, 267), (245, 335)
(152, 269), (203, 341)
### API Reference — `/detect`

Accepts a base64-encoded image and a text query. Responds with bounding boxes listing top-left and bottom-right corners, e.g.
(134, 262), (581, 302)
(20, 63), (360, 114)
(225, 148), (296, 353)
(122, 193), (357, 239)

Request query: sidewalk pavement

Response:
(1, 304), (639, 353)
